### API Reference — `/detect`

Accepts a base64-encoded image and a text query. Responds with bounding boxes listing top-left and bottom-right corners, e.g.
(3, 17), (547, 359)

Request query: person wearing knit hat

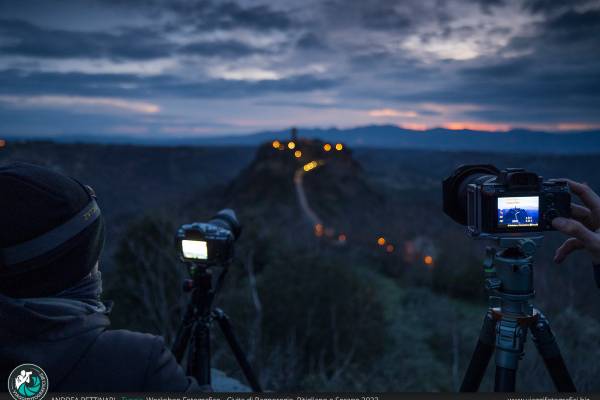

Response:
(0, 162), (202, 392)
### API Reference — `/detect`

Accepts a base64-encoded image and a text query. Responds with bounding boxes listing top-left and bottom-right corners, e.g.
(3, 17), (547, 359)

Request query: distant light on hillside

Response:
(314, 223), (324, 237)
(0, 139), (5, 148)
(386, 244), (394, 253)
(335, 143), (343, 151)
(323, 143), (332, 152)
(272, 140), (281, 149)
(294, 150), (302, 158)
(338, 233), (347, 243)
(303, 161), (318, 172)
(377, 237), (386, 246)
(424, 255), (434, 265)
(288, 141), (296, 150)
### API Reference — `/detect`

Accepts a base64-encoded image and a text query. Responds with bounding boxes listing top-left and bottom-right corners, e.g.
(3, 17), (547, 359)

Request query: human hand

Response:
(552, 179), (600, 264)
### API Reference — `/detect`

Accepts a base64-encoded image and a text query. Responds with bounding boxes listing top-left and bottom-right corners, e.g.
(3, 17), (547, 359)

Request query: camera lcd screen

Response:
(497, 196), (539, 228)
(181, 239), (208, 260)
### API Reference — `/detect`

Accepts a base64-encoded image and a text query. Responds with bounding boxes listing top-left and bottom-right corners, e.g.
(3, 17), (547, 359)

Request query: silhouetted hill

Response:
(9, 125), (600, 154)
(222, 138), (383, 247)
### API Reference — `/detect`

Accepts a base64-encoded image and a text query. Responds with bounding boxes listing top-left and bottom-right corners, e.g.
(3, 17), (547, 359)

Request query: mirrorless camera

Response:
(443, 165), (570, 236)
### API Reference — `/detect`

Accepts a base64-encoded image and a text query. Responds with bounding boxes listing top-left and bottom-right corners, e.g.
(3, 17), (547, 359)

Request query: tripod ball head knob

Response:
(485, 277), (502, 291)
(517, 238), (537, 256)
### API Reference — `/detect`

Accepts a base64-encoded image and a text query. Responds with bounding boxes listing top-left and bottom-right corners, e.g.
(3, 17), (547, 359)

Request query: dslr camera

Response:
(443, 165), (570, 236)
(175, 209), (241, 266)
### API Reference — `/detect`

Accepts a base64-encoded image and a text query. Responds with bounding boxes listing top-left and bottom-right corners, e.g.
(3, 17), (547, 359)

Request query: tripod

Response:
(171, 264), (262, 392)
(460, 236), (576, 392)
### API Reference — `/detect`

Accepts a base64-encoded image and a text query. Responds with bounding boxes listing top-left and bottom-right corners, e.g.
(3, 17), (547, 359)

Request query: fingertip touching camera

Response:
(443, 165), (570, 236)
(176, 209), (242, 266)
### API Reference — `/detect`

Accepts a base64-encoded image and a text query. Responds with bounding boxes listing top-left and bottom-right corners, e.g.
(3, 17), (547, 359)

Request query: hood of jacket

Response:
(0, 274), (111, 389)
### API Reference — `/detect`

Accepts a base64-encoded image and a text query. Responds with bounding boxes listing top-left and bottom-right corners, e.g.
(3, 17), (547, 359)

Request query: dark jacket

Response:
(0, 296), (200, 392)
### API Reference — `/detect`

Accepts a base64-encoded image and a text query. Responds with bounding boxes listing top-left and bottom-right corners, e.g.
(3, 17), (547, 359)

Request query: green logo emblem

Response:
(8, 364), (48, 400)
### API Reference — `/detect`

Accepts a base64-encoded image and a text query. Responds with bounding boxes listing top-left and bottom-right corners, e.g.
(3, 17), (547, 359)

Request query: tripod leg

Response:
(213, 308), (263, 392)
(494, 367), (516, 392)
(530, 311), (576, 392)
(460, 311), (496, 392)
(189, 319), (212, 386)
(172, 301), (195, 362)
(494, 317), (528, 392)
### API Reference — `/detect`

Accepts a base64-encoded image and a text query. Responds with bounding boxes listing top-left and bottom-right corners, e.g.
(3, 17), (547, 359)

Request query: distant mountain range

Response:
(5, 125), (600, 154)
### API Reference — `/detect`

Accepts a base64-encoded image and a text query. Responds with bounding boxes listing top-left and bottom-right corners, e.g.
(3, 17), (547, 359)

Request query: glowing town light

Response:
(314, 223), (324, 237)
(386, 244), (394, 253)
(377, 237), (386, 246)
(338, 233), (347, 243)
(335, 143), (343, 151)
(0, 139), (5, 148)
(272, 140), (281, 149)
(424, 255), (434, 265)
(323, 143), (332, 152)
(294, 150), (302, 158)
(288, 141), (296, 150)
(303, 161), (318, 172)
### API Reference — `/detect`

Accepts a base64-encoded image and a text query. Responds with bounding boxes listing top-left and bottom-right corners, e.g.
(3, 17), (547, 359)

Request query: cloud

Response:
(180, 40), (272, 58)
(360, 4), (414, 31)
(0, 69), (341, 99)
(1, 0), (599, 135)
(0, 105), (140, 136)
(472, 0), (507, 14)
(541, 8), (600, 43)
(399, 123), (429, 131)
(0, 19), (172, 60)
(295, 33), (328, 50)
(0, 95), (160, 113)
(387, 3), (600, 125)
(460, 59), (531, 78)
(368, 108), (418, 118)
(166, 0), (293, 32)
(442, 121), (511, 131)
(522, 0), (599, 14)
(207, 66), (281, 81)
(163, 75), (342, 98)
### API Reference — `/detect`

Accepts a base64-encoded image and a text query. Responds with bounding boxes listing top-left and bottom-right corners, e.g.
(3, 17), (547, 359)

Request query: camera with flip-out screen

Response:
(175, 209), (241, 266)
(443, 165), (571, 236)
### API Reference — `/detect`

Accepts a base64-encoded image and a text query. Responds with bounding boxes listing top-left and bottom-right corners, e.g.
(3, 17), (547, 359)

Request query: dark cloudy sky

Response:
(1, 0), (599, 138)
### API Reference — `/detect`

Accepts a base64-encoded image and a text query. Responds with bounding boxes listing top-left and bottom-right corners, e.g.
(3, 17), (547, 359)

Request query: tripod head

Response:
(477, 234), (543, 318)
(179, 262), (230, 337)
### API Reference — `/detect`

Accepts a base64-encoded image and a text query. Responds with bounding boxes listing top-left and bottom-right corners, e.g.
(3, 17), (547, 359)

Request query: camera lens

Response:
(443, 164), (500, 225)
(208, 209), (242, 240)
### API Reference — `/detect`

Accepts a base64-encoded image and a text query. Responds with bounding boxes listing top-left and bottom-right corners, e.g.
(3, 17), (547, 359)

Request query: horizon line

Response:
(2, 123), (600, 143)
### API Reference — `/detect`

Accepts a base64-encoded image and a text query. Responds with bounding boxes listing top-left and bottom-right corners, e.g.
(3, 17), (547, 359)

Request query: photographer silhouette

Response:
(0, 163), (202, 392)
